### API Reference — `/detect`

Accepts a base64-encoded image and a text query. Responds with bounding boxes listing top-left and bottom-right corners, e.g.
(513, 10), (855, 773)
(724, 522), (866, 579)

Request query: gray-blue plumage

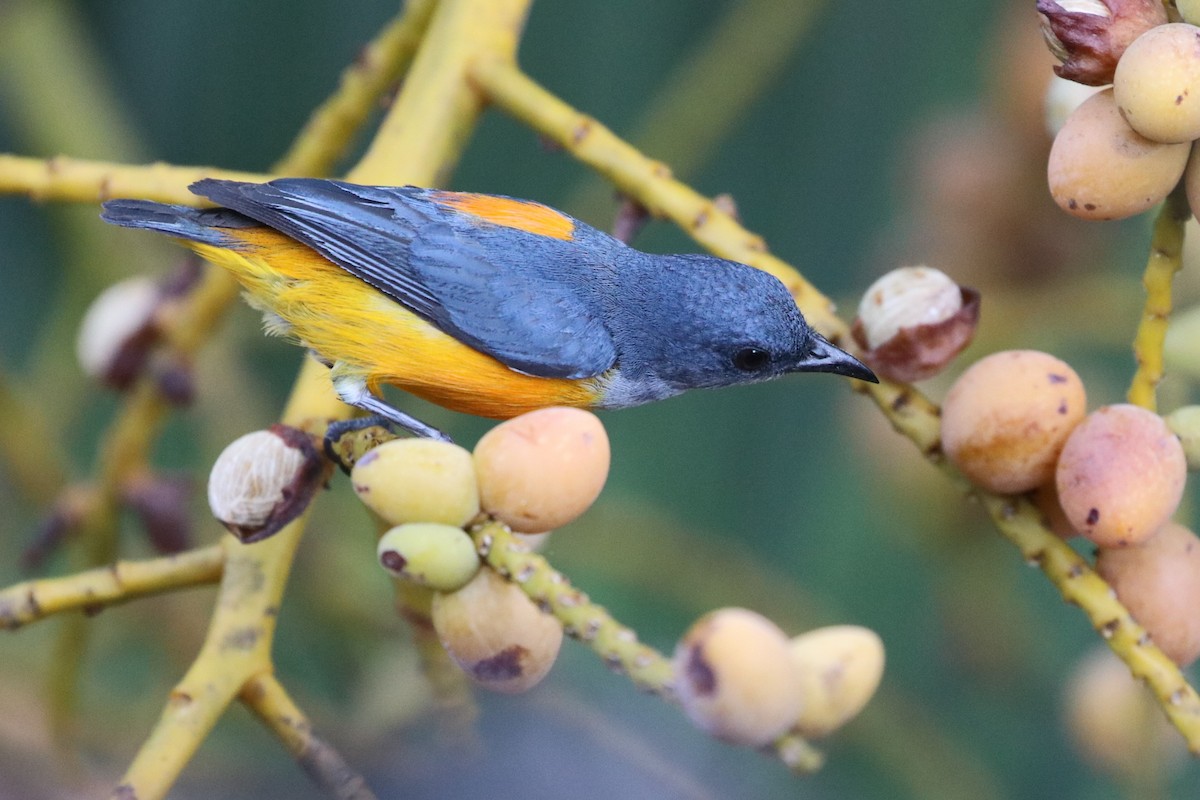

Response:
(103, 178), (876, 413)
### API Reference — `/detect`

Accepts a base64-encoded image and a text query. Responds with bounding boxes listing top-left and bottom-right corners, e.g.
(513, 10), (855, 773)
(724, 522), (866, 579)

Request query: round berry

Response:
(1056, 404), (1187, 548)
(788, 625), (885, 738)
(1064, 647), (1185, 775)
(351, 438), (479, 527)
(673, 608), (801, 747)
(1096, 521), (1200, 666)
(431, 567), (562, 693)
(942, 351), (1086, 493)
(474, 407), (609, 533)
(1048, 89), (1189, 220)
(376, 523), (480, 591)
(1113, 23), (1200, 144)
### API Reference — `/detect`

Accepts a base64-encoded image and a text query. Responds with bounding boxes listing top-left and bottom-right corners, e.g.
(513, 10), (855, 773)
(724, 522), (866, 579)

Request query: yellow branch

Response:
(1128, 188), (1189, 411)
(241, 672), (379, 800)
(564, 0), (827, 220)
(0, 545), (224, 630)
(978, 493), (1200, 750)
(114, 2), (535, 796)
(275, 0), (438, 177)
(0, 154), (267, 204)
(348, 0), (530, 184)
(114, 360), (347, 800)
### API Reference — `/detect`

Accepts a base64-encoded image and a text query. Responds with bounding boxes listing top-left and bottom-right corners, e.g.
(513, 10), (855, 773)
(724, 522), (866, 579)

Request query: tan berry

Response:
(788, 625), (885, 738)
(76, 276), (160, 388)
(474, 407), (609, 533)
(942, 351), (1087, 493)
(376, 523), (480, 592)
(673, 608), (802, 747)
(1056, 404), (1187, 547)
(1064, 647), (1185, 775)
(351, 438), (479, 527)
(431, 567), (562, 693)
(207, 426), (323, 543)
(1048, 89), (1190, 220)
(1037, 0), (1167, 85)
(1096, 521), (1200, 665)
(1113, 23), (1200, 143)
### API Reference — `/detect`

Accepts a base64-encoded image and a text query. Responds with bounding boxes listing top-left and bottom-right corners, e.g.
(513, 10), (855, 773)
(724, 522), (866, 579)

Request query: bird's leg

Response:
(325, 367), (453, 469)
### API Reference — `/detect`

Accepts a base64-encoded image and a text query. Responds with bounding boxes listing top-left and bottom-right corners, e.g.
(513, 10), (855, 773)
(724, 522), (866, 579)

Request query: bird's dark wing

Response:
(189, 178), (617, 379)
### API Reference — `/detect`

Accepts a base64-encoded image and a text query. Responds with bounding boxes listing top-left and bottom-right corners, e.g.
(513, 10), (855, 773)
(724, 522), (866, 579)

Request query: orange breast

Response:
(192, 227), (601, 418)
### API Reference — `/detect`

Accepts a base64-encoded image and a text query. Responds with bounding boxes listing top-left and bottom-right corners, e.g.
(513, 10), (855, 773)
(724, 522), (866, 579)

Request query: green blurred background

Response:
(1, 0), (1197, 798)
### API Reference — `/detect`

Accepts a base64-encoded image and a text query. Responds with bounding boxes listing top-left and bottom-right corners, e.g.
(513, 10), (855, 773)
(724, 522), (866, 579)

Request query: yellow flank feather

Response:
(191, 227), (602, 418)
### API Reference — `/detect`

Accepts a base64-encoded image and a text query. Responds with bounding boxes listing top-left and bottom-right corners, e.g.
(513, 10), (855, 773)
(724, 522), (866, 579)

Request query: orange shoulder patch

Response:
(430, 191), (575, 241)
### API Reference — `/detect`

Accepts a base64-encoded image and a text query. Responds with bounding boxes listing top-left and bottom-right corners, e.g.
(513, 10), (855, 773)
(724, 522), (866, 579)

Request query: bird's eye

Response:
(732, 347), (771, 372)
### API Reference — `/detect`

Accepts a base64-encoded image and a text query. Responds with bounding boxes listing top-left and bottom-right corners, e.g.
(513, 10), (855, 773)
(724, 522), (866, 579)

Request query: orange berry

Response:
(474, 407), (609, 533)
(942, 350), (1086, 493)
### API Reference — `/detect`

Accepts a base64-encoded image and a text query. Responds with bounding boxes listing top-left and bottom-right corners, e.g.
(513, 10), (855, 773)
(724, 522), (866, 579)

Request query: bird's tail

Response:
(100, 200), (255, 247)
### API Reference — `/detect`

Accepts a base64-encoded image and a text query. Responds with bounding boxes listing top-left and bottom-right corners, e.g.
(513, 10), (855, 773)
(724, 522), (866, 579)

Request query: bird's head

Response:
(611, 253), (876, 393)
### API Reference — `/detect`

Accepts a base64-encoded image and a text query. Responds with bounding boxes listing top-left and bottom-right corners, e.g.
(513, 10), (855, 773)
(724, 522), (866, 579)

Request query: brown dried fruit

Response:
(1037, 0), (1167, 86)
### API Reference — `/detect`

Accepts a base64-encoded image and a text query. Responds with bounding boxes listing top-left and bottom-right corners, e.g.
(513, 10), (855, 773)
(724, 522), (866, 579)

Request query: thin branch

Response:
(241, 672), (379, 800)
(1128, 187), (1189, 410)
(275, 0), (439, 177)
(0, 546), (224, 630)
(978, 492), (1200, 752)
(0, 154), (267, 204)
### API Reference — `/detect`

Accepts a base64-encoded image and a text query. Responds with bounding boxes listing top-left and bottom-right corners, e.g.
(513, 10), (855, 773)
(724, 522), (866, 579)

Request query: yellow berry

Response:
(474, 407), (609, 533)
(1165, 404), (1200, 470)
(376, 523), (480, 592)
(431, 567), (562, 693)
(1048, 89), (1190, 220)
(942, 350), (1086, 493)
(1181, 0), (1200, 26)
(673, 608), (801, 747)
(351, 438), (479, 527)
(1113, 23), (1200, 143)
(1096, 521), (1200, 666)
(1056, 404), (1187, 548)
(788, 625), (885, 738)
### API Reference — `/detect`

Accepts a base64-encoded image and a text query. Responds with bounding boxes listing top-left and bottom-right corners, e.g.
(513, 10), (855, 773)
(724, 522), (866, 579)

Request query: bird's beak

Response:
(793, 333), (878, 383)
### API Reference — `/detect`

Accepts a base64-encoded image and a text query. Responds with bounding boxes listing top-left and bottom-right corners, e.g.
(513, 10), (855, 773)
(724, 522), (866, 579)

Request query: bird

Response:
(101, 178), (876, 441)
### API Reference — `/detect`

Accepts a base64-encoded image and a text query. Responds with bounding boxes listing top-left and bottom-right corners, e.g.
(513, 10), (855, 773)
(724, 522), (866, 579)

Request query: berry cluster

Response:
(941, 351), (1199, 666)
(1041, 2), (1200, 219)
(205, 406), (887, 746)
